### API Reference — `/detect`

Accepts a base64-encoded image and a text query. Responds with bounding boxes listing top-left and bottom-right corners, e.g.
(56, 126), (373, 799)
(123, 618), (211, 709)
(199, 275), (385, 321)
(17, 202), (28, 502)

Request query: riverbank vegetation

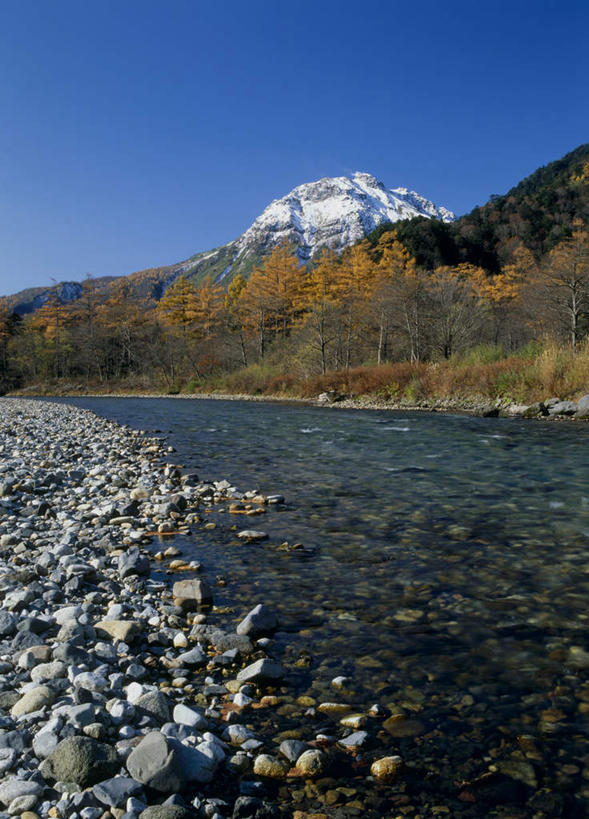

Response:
(2, 146), (588, 406)
(2, 226), (588, 407)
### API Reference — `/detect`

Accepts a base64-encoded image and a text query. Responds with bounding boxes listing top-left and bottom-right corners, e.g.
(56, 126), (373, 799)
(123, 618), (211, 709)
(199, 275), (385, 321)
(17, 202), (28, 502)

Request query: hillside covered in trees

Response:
(376, 142), (589, 273)
(1, 144), (588, 404)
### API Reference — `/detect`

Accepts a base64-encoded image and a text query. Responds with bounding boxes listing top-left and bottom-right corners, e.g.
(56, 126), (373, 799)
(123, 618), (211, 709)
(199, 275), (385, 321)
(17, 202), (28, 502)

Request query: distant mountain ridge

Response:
(5, 143), (588, 315)
(2, 172), (453, 313)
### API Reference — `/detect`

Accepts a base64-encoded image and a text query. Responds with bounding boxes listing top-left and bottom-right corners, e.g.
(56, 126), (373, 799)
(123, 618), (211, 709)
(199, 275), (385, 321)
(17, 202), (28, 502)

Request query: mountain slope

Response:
(184, 172), (454, 285)
(3, 171), (453, 312)
(371, 142), (589, 273)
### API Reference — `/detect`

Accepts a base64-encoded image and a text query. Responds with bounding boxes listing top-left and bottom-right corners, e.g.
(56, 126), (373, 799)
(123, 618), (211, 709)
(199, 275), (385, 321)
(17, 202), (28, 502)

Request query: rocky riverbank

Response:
(10, 387), (589, 422)
(0, 399), (413, 819)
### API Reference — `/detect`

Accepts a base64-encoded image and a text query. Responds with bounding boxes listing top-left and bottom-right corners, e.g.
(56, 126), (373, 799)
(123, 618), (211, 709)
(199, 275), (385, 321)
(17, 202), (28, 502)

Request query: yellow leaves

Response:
(29, 295), (69, 340)
(157, 274), (224, 339)
(157, 275), (199, 330)
(239, 241), (303, 335)
(299, 249), (341, 309)
(570, 160), (589, 185)
(454, 261), (524, 307)
(193, 278), (223, 338)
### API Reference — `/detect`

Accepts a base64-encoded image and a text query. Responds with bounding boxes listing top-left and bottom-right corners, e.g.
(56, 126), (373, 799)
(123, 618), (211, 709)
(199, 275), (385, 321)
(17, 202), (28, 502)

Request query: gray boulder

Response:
(172, 580), (213, 611)
(126, 732), (183, 793)
(576, 394), (589, 417)
(236, 658), (284, 684)
(135, 690), (172, 723)
(548, 400), (578, 416)
(40, 736), (120, 787)
(118, 547), (150, 579)
(236, 604), (278, 637)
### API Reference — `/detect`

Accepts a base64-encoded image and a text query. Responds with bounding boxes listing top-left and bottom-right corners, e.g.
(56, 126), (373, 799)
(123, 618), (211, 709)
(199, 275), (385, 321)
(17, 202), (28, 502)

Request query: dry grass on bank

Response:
(200, 342), (589, 405)
(8, 342), (589, 406)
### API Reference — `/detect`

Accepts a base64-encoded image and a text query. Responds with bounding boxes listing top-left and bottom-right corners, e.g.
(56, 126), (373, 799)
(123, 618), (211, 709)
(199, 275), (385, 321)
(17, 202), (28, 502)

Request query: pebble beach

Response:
(0, 399), (408, 819)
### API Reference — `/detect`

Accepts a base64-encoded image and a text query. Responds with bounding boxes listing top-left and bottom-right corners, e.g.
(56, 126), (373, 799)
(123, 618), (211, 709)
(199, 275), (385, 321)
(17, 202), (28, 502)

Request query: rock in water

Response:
(236, 603), (278, 637)
(370, 755), (404, 783)
(295, 749), (327, 777)
(172, 579), (213, 610)
(236, 658), (284, 684)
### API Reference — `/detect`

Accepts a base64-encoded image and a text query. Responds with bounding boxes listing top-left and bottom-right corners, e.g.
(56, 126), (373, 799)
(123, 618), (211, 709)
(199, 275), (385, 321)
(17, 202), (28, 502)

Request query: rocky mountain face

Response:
(185, 172), (454, 284)
(3, 172), (454, 311)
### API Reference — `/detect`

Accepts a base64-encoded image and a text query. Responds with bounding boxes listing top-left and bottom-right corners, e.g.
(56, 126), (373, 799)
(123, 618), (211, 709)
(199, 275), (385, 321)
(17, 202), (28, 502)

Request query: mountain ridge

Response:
(2, 171), (453, 313)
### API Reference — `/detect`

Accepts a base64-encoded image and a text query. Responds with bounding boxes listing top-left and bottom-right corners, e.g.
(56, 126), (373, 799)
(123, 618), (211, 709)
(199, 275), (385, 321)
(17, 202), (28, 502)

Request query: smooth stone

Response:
(172, 580), (213, 611)
(0, 613), (17, 638)
(382, 716), (424, 737)
(118, 548), (150, 579)
(40, 736), (120, 788)
(236, 530), (268, 542)
(236, 659), (283, 684)
(295, 749), (326, 777)
(30, 661), (67, 684)
(370, 755), (404, 783)
(92, 777), (143, 808)
(126, 732), (183, 793)
(338, 730), (368, 749)
(223, 724), (255, 747)
(176, 647), (207, 667)
(167, 738), (220, 784)
(236, 604), (277, 637)
(134, 691), (172, 723)
(18, 646), (52, 670)
(548, 400), (578, 415)
(279, 740), (307, 764)
(0, 780), (43, 807)
(6, 794), (38, 815)
(172, 703), (208, 731)
(33, 731), (59, 759)
(11, 686), (55, 717)
(95, 621), (141, 643)
(253, 754), (289, 779)
(0, 748), (17, 775)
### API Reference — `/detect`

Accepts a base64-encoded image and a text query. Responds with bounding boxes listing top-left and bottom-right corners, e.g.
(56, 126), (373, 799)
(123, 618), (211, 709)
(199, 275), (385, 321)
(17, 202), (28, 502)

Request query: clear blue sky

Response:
(0, 0), (587, 293)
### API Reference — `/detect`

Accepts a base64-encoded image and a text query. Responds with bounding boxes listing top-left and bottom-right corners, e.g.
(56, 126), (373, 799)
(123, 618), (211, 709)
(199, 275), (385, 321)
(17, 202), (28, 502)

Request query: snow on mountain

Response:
(237, 171), (453, 258)
(193, 171), (454, 283)
(5, 172), (454, 311)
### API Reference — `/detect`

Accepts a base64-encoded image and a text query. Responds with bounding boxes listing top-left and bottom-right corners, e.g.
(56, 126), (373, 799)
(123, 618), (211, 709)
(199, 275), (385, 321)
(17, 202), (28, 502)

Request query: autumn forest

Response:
(1, 145), (589, 406)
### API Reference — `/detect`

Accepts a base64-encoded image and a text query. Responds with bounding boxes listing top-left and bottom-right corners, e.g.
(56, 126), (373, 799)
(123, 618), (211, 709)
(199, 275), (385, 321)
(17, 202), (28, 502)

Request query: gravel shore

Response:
(0, 398), (347, 819)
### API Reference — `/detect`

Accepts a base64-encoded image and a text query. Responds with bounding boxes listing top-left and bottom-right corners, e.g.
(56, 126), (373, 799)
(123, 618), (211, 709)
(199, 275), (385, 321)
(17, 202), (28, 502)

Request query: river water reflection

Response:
(52, 397), (589, 816)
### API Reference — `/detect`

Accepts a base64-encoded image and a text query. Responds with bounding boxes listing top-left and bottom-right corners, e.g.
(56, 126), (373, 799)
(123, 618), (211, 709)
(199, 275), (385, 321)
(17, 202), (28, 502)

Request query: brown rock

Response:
(371, 755), (404, 783)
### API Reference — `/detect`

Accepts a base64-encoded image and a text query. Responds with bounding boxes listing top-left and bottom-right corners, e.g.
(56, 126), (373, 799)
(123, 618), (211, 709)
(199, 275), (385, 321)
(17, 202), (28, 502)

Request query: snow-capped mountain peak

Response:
(232, 171), (454, 265)
(181, 171), (454, 284)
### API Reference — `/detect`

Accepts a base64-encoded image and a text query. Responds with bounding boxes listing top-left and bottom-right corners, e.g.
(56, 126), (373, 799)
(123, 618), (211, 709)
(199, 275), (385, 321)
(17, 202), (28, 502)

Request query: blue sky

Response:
(0, 0), (587, 293)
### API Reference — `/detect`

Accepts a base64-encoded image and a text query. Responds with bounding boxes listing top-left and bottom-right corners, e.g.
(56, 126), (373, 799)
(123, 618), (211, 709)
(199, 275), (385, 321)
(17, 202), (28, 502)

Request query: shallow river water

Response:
(51, 397), (589, 816)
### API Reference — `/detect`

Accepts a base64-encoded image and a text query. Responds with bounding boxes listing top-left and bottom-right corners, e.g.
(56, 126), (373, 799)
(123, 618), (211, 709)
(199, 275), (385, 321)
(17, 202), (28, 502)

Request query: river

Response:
(48, 396), (589, 815)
